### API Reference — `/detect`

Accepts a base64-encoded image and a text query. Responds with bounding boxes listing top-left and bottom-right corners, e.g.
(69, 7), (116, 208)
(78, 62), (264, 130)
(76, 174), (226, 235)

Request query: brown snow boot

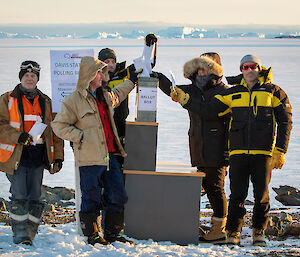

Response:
(226, 231), (241, 245)
(253, 228), (267, 247)
(199, 217), (227, 244)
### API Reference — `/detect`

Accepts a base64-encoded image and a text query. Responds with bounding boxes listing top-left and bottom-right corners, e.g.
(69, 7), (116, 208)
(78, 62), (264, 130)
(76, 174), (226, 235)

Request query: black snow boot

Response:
(104, 210), (134, 245)
(9, 200), (32, 245)
(79, 212), (109, 245)
(28, 201), (44, 241)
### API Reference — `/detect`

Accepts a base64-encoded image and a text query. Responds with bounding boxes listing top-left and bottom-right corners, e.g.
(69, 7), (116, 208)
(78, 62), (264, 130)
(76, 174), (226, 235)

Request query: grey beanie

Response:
(240, 54), (261, 70)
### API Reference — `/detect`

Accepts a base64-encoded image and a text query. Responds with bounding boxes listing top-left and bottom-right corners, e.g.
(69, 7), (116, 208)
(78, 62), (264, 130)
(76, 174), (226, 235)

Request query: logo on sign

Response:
(64, 53), (82, 59)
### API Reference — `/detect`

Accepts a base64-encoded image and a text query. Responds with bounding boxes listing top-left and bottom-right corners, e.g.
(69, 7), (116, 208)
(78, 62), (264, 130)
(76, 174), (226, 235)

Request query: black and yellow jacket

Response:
(107, 61), (134, 140)
(184, 67), (292, 157)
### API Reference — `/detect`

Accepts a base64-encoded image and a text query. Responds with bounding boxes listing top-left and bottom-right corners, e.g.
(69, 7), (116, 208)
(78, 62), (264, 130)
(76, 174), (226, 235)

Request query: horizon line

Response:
(0, 22), (300, 27)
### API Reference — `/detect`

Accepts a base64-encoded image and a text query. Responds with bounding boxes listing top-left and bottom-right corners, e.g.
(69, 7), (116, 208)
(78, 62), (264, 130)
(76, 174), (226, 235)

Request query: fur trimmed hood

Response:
(183, 56), (223, 79)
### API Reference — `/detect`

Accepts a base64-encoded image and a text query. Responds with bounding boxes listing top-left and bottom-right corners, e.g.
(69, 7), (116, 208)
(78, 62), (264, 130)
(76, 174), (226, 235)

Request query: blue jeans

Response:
(6, 165), (44, 202)
(79, 153), (128, 214)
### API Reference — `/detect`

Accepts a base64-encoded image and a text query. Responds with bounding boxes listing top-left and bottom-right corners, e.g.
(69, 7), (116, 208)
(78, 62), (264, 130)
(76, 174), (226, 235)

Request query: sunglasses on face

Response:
(240, 64), (259, 71)
(20, 63), (41, 72)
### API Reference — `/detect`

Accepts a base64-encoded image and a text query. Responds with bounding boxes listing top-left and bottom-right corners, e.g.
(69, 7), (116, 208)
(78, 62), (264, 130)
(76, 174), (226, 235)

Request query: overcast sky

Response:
(1, 0), (299, 25)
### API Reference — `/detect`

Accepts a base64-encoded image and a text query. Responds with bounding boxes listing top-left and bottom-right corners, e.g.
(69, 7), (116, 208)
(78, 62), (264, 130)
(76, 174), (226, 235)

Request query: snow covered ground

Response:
(0, 38), (299, 256)
(0, 222), (299, 256)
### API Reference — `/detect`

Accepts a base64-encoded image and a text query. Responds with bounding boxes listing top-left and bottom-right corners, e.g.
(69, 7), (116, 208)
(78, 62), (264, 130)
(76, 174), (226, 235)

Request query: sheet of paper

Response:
(28, 121), (48, 145)
(138, 87), (158, 111)
(133, 43), (156, 77)
(170, 70), (177, 95)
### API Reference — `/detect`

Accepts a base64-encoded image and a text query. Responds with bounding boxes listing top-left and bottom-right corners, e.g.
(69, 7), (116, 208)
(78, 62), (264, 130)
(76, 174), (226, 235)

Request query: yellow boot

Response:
(253, 228), (267, 247)
(199, 217), (227, 244)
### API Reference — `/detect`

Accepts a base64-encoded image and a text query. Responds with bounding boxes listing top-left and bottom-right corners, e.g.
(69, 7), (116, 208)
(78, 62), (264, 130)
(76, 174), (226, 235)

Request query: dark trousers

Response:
(6, 165), (44, 202)
(226, 154), (271, 232)
(199, 166), (227, 218)
(79, 153), (128, 214)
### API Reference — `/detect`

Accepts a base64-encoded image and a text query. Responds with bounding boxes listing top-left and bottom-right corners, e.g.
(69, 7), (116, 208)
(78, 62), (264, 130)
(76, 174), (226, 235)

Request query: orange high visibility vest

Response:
(0, 92), (54, 163)
(22, 95), (43, 134)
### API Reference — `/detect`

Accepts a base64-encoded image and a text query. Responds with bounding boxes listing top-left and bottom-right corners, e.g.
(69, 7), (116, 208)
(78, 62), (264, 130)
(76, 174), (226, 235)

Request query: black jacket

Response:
(158, 73), (229, 168)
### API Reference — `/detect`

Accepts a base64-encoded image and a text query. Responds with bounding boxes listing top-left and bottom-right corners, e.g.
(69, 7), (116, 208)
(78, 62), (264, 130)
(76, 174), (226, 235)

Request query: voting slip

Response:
(29, 121), (47, 145)
(170, 70), (177, 95)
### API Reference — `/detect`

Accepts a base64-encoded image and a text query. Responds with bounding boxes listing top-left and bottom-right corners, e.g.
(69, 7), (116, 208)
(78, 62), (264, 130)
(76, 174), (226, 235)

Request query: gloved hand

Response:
(170, 86), (190, 106)
(150, 71), (163, 79)
(128, 65), (143, 84)
(271, 149), (285, 169)
(50, 159), (63, 174)
(18, 132), (34, 146)
(145, 34), (157, 47)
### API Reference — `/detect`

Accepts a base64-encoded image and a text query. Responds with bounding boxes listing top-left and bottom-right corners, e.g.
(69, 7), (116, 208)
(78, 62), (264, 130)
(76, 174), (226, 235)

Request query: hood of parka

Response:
(76, 56), (109, 91)
(183, 56), (223, 81)
(226, 66), (273, 86)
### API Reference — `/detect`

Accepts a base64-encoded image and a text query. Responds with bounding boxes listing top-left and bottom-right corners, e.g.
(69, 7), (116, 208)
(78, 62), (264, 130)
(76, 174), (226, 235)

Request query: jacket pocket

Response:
(251, 121), (273, 150)
(78, 108), (97, 129)
(229, 121), (247, 150)
(75, 127), (106, 163)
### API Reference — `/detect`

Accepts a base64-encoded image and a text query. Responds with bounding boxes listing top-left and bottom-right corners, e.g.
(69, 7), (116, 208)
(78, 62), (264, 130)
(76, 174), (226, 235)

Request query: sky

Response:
(1, 0), (300, 25)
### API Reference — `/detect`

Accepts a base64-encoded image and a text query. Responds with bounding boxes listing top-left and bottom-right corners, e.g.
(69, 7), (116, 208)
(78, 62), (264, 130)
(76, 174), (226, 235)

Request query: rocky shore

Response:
(0, 185), (76, 226)
(0, 185), (299, 240)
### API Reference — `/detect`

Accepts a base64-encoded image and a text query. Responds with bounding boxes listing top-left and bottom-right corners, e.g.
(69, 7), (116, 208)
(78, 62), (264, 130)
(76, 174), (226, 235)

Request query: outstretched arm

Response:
(170, 86), (230, 119)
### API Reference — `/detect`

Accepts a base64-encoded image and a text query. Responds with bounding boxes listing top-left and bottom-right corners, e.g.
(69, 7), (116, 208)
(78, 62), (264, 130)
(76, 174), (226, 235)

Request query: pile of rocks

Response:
(0, 185), (76, 226)
(265, 212), (300, 239)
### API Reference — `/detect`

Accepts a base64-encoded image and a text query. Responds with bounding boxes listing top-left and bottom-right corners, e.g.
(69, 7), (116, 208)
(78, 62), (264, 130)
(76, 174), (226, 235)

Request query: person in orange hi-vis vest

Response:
(0, 60), (64, 246)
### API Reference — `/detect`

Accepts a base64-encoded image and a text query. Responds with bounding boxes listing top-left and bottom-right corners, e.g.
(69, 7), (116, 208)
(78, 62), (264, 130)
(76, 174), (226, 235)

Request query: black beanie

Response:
(98, 48), (117, 62)
(19, 60), (41, 81)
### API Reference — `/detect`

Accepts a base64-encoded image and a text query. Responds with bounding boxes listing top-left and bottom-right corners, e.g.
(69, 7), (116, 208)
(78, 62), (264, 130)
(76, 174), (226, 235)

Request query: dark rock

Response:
(60, 201), (75, 207)
(41, 185), (75, 201)
(280, 212), (293, 224)
(282, 223), (300, 237)
(265, 216), (283, 236)
(0, 198), (7, 211)
(0, 198), (9, 211)
(272, 186), (300, 206)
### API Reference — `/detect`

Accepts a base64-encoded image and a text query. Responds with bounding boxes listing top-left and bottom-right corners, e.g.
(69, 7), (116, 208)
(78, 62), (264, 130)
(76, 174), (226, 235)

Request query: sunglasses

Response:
(240, 64), (259, 71)
(20, 63), (41, 72)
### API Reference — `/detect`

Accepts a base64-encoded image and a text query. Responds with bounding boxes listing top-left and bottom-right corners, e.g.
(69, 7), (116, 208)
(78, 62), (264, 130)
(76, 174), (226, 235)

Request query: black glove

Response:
(50, 159), (63, 174)
(150, 71), (163, 79)
(128, 64), (143, 84)
(145, 34), (157, 47)
(18, 132), (34, 146)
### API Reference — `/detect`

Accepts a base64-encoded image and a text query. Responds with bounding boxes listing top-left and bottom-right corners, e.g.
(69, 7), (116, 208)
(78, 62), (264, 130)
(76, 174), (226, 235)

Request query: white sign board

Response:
(50, 49), (94, 113)
(137, 87), (157, 111)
